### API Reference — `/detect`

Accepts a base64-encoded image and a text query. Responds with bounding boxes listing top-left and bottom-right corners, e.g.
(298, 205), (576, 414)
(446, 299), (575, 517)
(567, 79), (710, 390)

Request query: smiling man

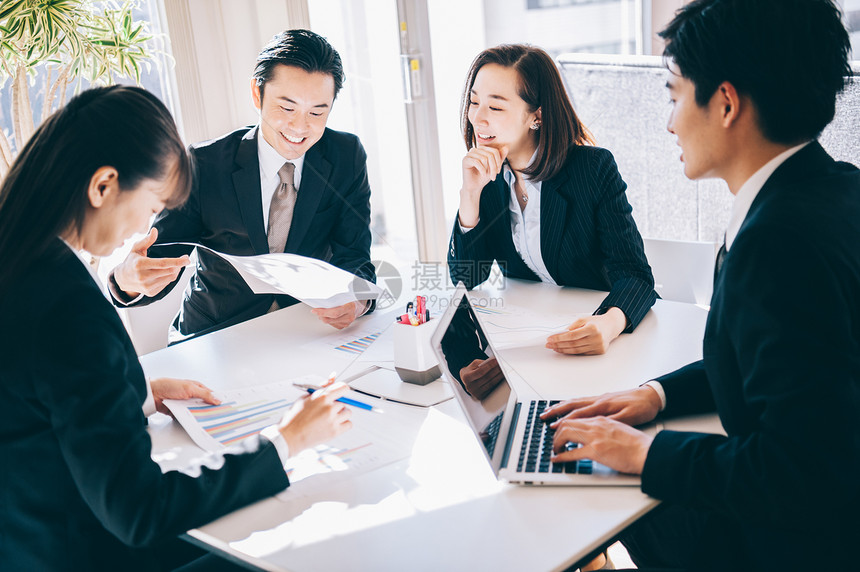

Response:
(110, 29), (375, 340)
(541, 0), (860, 570)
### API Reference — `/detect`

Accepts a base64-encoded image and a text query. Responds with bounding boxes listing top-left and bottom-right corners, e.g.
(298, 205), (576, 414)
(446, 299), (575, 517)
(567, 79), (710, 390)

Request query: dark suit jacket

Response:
(643, 142), (860, 570)
(125, 125), (375, 338)
(0, 239), (290, 570)
(447, 145), (655, 332)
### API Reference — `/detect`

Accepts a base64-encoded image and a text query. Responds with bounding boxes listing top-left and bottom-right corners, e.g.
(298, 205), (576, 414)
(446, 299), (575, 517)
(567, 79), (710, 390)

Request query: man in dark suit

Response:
(542, 1), (860, 570)
(110, 29), (375, 340)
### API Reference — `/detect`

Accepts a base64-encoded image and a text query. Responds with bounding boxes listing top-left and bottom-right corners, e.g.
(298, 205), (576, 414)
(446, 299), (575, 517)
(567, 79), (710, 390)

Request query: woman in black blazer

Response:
(448, 44), (656, 356)
(0, 86), (351, 571)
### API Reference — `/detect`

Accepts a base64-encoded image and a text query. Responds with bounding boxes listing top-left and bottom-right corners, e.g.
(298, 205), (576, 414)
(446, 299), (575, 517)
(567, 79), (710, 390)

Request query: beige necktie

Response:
(267, 162), (297, 254)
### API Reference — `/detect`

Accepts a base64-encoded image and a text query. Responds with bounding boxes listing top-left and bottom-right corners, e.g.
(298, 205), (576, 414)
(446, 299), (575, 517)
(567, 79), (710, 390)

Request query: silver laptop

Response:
(430, 284), (649, 486)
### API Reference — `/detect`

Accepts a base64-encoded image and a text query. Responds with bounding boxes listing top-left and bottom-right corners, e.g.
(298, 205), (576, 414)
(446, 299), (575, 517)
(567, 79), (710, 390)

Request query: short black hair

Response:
(253, 29), (345, 101)
(659, 0), (852, 145)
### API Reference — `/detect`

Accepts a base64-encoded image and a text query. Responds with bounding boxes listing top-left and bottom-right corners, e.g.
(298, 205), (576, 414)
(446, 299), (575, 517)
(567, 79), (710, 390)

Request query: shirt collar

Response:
(725, 141), (809, 250)
(60, 238), (106, 294)
(503, 148), (539, 187)
(256, 126), (305, 188)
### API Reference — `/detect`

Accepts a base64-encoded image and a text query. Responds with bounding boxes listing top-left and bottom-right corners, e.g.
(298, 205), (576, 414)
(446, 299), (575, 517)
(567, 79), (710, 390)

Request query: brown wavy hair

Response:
(461, 44), (594, 182)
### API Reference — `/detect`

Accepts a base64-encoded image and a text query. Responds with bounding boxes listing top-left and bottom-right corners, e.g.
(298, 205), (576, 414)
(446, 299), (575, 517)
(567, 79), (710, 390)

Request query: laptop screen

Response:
(435, 289), (513, 462)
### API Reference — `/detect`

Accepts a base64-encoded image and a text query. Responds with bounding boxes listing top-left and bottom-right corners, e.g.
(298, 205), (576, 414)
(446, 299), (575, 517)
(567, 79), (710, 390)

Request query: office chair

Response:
(642, 237), (717, 307)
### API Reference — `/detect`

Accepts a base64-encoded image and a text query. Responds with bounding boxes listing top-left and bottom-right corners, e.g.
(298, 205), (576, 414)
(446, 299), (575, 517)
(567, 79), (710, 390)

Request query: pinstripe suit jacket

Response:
(447, 145), (655, 332)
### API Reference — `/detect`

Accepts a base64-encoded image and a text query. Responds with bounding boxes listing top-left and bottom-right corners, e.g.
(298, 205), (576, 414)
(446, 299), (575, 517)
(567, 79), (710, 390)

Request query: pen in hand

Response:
(295, 372), (383, 414)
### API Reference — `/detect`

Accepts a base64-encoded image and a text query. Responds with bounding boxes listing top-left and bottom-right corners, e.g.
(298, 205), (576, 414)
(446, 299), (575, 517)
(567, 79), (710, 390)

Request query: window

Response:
(307, 0), (420, 266)
(0, 0), (178, 158)
(839, 0), (860, 56)
(0, 0), (178, 280)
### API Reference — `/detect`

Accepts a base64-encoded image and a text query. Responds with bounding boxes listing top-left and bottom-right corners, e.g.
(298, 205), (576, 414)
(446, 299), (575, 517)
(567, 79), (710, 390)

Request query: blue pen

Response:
(293, 379), (383, 414)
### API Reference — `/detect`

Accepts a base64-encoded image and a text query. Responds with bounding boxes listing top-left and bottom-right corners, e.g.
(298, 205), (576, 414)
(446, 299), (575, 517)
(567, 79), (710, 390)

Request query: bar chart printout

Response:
(334, 331), (380, 355)
(164, 376), (321, 452)
(164, 375), (424, 493)
(187, 397), (290, 447)
(277, 393), (427, 495)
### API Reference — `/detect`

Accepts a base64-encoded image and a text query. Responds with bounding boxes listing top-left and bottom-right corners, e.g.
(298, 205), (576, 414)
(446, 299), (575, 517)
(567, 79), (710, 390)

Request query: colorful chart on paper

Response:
(163, 375), (429, 499)
(334, 331), (381, 355)
(164, 376), (322, 451)
(185, 398), (293, 447)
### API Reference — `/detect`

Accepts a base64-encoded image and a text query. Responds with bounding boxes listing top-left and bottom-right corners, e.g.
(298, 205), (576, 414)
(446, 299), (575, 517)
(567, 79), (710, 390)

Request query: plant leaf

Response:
(0, 0), (28, 23)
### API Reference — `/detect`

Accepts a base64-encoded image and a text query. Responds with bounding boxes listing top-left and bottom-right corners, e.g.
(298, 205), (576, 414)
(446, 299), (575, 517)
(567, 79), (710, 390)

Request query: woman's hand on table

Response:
(545, 308), (627, 355)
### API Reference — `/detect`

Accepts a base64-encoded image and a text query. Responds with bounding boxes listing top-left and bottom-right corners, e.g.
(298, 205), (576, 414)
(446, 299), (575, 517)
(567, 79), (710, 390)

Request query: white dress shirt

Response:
(257, 128), (305, 229)
(502, 163), (557, 285)
(257, 131), (369, 318)
(646, 140), (810, 411)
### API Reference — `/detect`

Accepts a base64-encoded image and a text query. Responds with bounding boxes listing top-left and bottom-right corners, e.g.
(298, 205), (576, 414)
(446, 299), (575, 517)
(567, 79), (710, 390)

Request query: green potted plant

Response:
(0, 0), (162, 177)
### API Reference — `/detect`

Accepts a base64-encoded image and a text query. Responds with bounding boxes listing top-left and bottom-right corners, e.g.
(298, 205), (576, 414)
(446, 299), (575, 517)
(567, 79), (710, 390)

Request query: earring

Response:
(530, 121), (541, 131)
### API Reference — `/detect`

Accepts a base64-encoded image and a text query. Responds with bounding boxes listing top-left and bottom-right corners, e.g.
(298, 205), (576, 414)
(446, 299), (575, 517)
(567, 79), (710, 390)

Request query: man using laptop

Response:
(109, 29), (375, 340)
(542, 0), (860, 569)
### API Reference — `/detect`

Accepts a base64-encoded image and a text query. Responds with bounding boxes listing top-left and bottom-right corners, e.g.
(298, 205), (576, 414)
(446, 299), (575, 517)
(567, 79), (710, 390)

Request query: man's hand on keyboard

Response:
(549, 416), (653, 475)
(539, 386), (661, 427)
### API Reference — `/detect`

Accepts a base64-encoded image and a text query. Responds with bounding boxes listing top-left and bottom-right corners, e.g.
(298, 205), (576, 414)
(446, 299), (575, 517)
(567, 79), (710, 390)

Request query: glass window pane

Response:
(0, 0), (176, 157)
(308, 0), (419, 266)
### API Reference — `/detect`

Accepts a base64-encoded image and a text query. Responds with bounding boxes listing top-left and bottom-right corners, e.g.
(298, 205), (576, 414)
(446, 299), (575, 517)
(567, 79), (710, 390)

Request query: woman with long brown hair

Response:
(449, 44), (656, 356)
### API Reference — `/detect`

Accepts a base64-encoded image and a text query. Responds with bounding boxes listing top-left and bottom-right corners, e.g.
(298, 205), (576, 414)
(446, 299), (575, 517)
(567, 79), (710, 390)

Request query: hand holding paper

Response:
(150, 377), (219, 416)
(151, 241), (383, 308)
(114, 229), (191, 297)
(311, 301), (364, 329)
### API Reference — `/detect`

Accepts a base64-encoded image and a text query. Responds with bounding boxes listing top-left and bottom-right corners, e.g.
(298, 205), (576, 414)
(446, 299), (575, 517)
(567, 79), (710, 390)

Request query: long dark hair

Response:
(0, 85), (191, 295)
(461, 44), (594, 182)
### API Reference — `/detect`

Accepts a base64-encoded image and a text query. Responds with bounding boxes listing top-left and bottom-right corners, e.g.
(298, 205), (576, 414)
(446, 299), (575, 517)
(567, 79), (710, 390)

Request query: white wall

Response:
(163, 0), (300, 145)
(483, 0), (635, 55)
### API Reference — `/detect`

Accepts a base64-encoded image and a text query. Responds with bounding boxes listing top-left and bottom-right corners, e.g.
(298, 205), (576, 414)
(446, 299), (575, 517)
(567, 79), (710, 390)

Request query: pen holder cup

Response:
(393, 320), (441, 386)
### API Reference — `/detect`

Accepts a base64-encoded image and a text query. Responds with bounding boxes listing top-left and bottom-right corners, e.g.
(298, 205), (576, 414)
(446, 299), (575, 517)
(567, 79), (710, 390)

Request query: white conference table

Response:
(143, 279), (715, 572)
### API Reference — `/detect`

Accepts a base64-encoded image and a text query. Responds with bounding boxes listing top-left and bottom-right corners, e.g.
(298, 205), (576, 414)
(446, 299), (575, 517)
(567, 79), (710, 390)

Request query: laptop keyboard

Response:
(483, 411), (504, 458)
(516, 400), (593, 475)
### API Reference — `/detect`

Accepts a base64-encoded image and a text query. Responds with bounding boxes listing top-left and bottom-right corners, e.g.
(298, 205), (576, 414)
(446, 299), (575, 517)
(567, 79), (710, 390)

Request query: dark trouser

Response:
(617, 503), (751, 572)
